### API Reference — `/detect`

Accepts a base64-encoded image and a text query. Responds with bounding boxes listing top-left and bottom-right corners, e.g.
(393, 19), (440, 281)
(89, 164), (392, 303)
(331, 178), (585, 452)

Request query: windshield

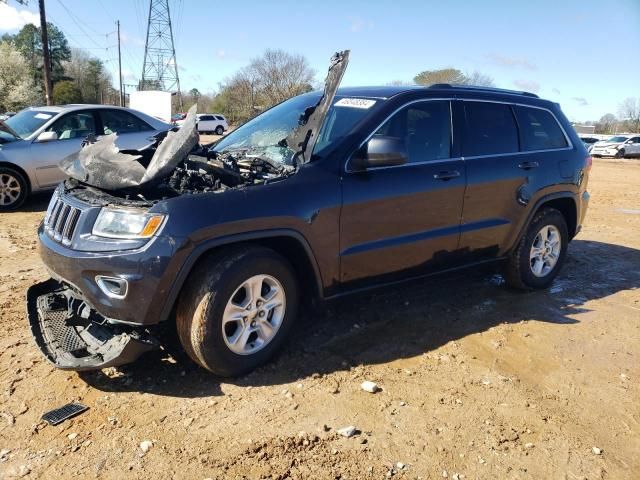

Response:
(212, 92), (381, 164)
(607, 136), (628, 143)
(3, 109), (57, 140)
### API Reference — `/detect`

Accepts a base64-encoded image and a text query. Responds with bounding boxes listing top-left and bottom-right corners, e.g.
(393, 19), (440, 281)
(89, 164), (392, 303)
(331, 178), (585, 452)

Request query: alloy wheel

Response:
(529, 225), (562, 277)
(221, 274), (286, 355)
(0, 173), (22, 207)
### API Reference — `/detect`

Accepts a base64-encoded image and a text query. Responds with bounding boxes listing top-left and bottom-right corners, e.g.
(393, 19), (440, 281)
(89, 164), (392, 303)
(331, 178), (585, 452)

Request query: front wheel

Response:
(176, 246), (299, 376)
(504, 208), (568, 290)
(615, 149), (625, 159)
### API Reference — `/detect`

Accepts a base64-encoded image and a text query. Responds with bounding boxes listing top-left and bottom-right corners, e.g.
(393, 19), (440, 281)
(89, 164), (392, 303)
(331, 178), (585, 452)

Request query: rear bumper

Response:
(26, 279), (159, 371)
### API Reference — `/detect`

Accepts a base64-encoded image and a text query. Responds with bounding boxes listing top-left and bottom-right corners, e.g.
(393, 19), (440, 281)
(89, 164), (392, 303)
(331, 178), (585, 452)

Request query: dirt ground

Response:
(0, 159), (638, 479)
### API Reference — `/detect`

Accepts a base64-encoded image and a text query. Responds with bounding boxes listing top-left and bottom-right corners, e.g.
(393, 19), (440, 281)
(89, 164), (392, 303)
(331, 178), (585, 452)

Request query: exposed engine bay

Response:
(59, 50), (350, 206)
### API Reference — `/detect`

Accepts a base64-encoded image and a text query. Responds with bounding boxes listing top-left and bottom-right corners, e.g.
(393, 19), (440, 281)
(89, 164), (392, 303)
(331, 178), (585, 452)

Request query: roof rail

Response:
(428, 83), (539, 98)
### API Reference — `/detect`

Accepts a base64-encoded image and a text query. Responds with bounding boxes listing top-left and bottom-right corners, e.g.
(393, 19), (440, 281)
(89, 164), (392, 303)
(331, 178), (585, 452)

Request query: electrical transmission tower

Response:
(141, 0), (182, 108)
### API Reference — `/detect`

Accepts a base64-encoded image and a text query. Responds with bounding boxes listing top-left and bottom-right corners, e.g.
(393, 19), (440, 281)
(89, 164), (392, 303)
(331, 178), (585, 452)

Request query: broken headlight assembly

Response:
(92, 208), (165, 240)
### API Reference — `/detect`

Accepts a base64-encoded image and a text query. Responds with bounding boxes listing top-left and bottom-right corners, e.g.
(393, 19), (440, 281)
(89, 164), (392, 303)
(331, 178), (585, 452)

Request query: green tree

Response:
(52, 80), (82, 104)
(414, 68), (467, 86)
(0, 41), (42, 111)
(9, 23), (71, 87)
(413, 68), (495, 87)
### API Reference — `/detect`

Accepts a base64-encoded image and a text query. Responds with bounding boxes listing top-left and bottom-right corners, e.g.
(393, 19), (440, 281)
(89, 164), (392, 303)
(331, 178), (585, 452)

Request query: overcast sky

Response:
(1, 0), (639, 121)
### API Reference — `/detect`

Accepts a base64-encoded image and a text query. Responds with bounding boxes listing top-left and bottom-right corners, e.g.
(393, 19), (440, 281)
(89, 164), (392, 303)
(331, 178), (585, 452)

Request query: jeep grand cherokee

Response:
(27, 51), (590, 376)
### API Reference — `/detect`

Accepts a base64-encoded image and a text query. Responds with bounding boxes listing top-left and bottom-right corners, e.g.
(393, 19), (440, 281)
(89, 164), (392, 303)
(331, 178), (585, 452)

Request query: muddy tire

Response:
(0, 166), (28, 211)
(504, 208), (568, 290)
(176, 246), (299, 376)
(215, 126), (224, 135)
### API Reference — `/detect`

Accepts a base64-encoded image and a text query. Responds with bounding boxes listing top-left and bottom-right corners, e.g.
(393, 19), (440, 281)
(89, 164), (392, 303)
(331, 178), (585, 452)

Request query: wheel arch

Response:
(514, 193), (578, 249)
(160, 229), (324, 322)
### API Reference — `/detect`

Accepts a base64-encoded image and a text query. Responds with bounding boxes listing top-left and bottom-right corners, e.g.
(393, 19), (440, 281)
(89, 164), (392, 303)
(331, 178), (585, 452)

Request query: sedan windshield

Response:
(3, 109), (57, 139)
(212, 92), (381, 165)
(606, 136), (628, 143)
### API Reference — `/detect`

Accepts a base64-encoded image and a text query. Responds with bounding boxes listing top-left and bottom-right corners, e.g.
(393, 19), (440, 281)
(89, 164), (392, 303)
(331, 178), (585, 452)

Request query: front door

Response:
(29, 110), (98, 188)
(339, 100), (466, 287)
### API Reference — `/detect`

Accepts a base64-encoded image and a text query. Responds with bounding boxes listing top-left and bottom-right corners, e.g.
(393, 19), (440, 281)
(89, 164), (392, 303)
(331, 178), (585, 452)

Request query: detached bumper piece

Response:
(26, 279), (159, 371)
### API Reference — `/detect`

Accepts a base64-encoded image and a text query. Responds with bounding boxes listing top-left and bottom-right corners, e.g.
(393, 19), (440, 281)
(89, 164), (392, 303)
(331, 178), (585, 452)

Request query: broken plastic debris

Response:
(41, 402), (88, 426)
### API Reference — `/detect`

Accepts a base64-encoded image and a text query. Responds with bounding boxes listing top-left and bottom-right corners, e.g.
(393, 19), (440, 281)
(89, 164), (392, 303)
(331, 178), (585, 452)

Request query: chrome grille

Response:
(44, 192), (82, 245)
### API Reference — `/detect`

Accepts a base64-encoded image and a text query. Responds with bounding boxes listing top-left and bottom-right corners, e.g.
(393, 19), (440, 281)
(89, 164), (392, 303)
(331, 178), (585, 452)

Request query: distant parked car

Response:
(591, 135), (640, 158)
(0, 112), (16, 121)
(579, 136), (600, 153)
(171, 112), (186, 125)
(196, 114), (228, 135)
(0, 104), (172, 210)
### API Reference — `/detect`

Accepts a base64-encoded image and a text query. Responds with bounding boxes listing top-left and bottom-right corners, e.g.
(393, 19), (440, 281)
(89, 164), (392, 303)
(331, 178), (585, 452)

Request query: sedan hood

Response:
(0, 120), (21, 141)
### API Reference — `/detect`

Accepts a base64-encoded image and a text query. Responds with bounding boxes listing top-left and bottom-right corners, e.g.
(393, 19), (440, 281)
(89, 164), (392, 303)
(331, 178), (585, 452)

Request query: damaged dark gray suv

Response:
(27, 51), (591, 376)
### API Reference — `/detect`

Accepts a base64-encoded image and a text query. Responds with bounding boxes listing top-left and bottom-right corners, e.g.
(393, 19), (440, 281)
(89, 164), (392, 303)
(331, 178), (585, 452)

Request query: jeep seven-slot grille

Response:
(45, 194), (81, 245)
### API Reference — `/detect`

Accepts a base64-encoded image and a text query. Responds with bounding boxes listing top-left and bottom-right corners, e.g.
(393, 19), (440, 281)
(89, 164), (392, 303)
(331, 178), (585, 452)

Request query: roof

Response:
(335, 84), (540, 100)
(23, 104), (141, 113)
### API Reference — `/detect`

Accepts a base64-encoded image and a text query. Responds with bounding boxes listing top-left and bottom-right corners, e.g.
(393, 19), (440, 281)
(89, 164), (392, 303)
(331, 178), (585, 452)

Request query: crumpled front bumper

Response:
(26, 279), (159, 371)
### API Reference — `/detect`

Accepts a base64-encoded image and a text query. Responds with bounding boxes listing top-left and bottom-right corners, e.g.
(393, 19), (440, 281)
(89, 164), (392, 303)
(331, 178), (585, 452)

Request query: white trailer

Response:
(129, 90), (172, 124)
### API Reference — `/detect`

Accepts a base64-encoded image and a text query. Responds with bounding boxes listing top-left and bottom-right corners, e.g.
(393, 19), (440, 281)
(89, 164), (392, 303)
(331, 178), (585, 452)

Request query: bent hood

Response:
(59, 105), (198, 190)
(285, 50), (350, 163)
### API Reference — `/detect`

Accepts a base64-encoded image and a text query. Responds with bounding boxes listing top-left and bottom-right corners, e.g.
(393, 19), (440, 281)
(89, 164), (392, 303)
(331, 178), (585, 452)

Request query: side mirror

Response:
(35, 131), (58, 142)
(350, 135), (408, 171)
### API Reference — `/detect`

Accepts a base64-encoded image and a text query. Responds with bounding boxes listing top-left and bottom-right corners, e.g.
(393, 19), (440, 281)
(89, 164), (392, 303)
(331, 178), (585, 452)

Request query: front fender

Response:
(158, 228), (323, 321)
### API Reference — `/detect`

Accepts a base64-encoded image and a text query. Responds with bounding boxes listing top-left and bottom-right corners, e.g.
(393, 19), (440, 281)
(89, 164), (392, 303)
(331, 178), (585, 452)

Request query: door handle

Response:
(433, 170), (461, 180)
(518, 161), (539, 170)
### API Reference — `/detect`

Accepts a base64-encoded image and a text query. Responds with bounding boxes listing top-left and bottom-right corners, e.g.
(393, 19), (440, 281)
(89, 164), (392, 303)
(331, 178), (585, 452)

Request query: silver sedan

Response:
(0, 104), (172, 210)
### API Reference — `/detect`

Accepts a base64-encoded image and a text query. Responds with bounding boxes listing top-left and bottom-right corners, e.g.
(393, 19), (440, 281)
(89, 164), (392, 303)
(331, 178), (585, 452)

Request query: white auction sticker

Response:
(334, 98), (376, 109)
(35, 113), (53, 120)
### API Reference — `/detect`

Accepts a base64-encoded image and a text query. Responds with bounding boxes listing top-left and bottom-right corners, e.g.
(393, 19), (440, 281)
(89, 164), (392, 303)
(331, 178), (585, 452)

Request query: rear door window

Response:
(514, 106), (568, 151)
(100, 110), (152, 134)
(462, 102), (519, 156)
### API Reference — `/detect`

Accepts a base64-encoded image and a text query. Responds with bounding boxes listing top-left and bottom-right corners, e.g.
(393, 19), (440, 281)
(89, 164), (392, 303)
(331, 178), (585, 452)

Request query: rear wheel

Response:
(215, 126), (224, 135)
(505, 208), (568, 290)
(0, 167), (28, 211)
(176, 246), (299, 376)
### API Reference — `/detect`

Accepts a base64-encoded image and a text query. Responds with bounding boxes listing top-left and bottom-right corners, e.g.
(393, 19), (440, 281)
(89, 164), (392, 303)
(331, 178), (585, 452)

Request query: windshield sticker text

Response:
(334, 98), (376, 109)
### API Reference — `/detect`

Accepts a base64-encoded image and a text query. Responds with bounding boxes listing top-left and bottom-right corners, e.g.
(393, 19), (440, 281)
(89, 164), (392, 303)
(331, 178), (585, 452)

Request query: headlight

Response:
(92, 208), (165, 239)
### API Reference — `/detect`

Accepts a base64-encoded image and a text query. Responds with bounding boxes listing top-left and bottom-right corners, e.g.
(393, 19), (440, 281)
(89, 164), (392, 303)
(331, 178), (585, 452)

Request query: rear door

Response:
(340, 99), (466, 286)
(458, 100), (571, 259)
(29, 110), (98, 188)
(98, 109), (156, 150)
(198, 115), (214, 132)
(626, 136), (640, 155)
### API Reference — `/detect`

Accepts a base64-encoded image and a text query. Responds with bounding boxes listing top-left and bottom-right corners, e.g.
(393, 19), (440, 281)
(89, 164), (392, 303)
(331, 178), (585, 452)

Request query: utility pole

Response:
(116, 20), (123, 107)
(38, 0), (53, 105)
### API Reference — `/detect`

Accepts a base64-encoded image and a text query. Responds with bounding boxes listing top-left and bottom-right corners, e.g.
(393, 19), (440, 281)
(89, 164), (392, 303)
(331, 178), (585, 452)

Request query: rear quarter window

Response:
(514, 106), (568, 151)
(462, 101), (519, 156)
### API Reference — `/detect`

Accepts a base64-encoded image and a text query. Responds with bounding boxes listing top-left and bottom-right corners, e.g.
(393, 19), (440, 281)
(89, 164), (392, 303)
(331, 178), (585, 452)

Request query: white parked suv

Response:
(196, 114), (228, 135)
(591, 135), (640, 158)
